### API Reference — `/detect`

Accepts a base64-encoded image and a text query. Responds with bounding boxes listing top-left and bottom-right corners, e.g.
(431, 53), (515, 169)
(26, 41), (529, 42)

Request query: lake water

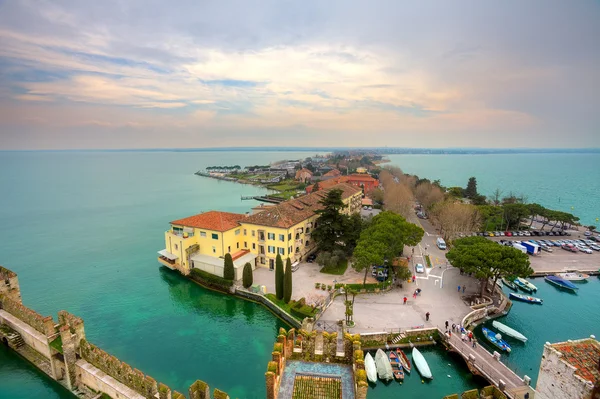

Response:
(0, 150), (598, 399)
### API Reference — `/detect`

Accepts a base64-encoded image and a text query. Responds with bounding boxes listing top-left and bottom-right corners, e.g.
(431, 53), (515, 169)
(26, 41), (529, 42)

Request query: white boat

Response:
(492, 321), (528, 342)
(412, 347), (433, 379)
(375, 349), (393, 381)
(516, 277), (537, 291)
(364, 352), (378, 383)
(556, 272), (590, 282)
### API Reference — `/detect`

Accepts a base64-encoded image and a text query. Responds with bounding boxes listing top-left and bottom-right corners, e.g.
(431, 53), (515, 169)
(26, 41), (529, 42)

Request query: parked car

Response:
(415, 263), (425, 273)
(579, 247), (593, 254)
(541, 245), (553, 253)
(307, 253), (317, 263)
(584, 231), (592, 236)
(562, 244), (579, 253)
(590, 245), (600, 251)
(505, 231), (512, 237)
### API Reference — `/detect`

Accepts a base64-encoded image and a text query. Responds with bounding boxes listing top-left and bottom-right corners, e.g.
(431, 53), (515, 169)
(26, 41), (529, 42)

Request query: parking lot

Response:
(488, 235), (600, 273)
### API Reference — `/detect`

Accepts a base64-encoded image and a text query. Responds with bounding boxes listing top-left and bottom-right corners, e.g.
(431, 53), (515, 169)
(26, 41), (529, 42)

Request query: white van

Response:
(436, 237), (447, 250)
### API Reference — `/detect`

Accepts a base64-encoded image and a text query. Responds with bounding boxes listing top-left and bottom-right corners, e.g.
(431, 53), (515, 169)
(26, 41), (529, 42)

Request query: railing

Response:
(167, 231), (195, 238)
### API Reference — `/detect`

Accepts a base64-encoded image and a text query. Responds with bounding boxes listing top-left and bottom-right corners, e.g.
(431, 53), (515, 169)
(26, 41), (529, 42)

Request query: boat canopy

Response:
(158, 249), (178, 260)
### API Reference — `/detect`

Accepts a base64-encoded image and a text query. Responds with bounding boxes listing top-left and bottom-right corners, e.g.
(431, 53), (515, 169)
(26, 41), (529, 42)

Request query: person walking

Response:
(445, 320), (449, 329)
(412, 275), (416, 283)
(472, 339), (477, 349)
(462, 285), (466, 294)
(425, 312), (430, 321)
(452, 323), (456, 332)
(413, 291), (417, 299)
(403, 296), (407, 305)
(457, 285), (461, 292)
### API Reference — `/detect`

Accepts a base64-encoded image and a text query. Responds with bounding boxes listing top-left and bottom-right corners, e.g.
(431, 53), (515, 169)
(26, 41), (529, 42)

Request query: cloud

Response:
(0, 0), (599, 149)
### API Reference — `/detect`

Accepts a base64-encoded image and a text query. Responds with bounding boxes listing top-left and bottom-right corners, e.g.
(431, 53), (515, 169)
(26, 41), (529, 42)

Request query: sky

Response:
(0, 0), (599, 150)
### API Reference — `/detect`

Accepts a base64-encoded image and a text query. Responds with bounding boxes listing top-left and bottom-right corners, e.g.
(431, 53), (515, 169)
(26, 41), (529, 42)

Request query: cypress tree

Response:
(223, 253), (235, 281)
(275, 254), (284, 300)
(242, 262), (253, 288)
(465, 177), (478, 199)
(283, 258), (293, 303)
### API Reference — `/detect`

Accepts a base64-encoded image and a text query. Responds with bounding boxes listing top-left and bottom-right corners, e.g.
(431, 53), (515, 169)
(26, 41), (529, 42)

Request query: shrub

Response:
(297, 297), (306, 307)
(321, 285), (326, 290)
(315, 282), (321, 289)
(290, 305), (317, 319)
(461, 389), (479, 399)
(275, 254), (284, 300)
(273, 343), (283, 353)
(242, 262), (253, 288)
(327, 285), (332, 291)
(284, 258), (293, 303)
(190, 268), (233, 292)
(223, 253), (235, 280)
(355, 369), (367, 384)
(267, 361), (278, 373)
(353, 349), (364, 361)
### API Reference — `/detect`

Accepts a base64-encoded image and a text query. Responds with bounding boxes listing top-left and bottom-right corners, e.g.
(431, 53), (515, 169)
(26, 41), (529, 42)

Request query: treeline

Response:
(206, 165), (242, 170)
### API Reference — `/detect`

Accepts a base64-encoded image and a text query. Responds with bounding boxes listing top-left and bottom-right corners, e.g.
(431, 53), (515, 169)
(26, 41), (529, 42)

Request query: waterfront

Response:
(0, 150), (598, 398)
(387, 153), (600, 226)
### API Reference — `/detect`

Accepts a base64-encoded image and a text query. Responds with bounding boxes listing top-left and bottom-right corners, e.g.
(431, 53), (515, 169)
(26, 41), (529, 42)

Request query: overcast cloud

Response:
(0, 0), (599, 149)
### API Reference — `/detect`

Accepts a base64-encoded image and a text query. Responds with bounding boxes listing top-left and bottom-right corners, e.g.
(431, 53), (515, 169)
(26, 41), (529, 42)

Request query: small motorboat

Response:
(364, 352), (378, 383)
(545, 275), (579, 292)
(412, 347), (433, 379)
(515, 277), (537, 292)
(509, 292), (543, 304)
(482, 327), (511, 352)
(392, 365), (405, 381)
(375, 349), (393, 381)
(501, 278), (518, 291)
(556, 272), (590, 282)
(492, 321), (527, 342)
(396, 348), (411, 374)
(389, 351), (400, 366)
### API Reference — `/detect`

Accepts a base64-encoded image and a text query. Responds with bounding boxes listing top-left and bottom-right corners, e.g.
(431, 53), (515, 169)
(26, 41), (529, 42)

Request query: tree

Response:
(312, 189), (349, 253)
(464, 177), (478, 199)
(489, 189), (503, 206)
(344, 287), (357, 326)
(527, 203), (546, 228)
(414, 182), (445, 210)
(395, 265), (413, 282)
(447, 187), (465, 198)
(371, 188), (384, 204)
(472, 194), (488, 206)
(242, 262), (253, 288)
(283, 258), (293, 303)
(447, 237), (532, 298)
(312, 181), (320, 192)
(430, 202), (481, 240)
(503, 203), (530, 230)
(275, 254), (284, 300)
(223, 253), (235, 281)
(352, 211), (424, 285)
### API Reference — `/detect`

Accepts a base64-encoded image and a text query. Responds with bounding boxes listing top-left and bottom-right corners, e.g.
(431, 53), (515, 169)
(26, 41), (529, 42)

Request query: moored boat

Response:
(375, 349), (393, 381)
(396, 348), (411, 373)
(501, 278), (518, 291)
(364, 352), (378, 383)
(556, 272), (589, 282)
(412, 347), (433, 379)
(392, 365), (404, 381)
(482, 327), (511, 352)
(516, 277), (537, 292)
(509, 292), (543, 304)
(513, 278), (534, 293)
(389, 351), (400, 367)
(491, 321), (527, 342)
(545, 275), (579, 292)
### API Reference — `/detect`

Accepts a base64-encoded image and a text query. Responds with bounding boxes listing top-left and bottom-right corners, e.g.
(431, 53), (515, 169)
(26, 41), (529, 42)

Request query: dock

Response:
(442, 330), (535, 399)
(241, 195), (284, 204)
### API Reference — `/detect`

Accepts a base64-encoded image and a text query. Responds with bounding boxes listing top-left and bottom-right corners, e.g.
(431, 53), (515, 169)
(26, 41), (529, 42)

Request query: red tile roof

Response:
(324, 169), (342, 177)
(231, 249), (250, 261)
(552, 339), (600, 384)
(171, 211), (245, 231)
(345, 174), (378, 182)
(243, 183), (361, 228)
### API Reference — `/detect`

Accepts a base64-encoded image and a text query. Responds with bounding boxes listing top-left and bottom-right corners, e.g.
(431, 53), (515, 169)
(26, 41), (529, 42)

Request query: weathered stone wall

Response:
(76, 359), (146, 399)
(0, 294), (55, 336)
(58, 310), (85, 344)
(535, 343), (594, 399)
(0, 309), (52, 359)
(234, 288), (301, 328)
(0, 266), (21, 301)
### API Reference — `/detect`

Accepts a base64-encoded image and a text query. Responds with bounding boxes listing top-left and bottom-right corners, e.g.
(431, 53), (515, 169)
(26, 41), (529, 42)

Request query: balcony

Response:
(167, 230), (195, 239)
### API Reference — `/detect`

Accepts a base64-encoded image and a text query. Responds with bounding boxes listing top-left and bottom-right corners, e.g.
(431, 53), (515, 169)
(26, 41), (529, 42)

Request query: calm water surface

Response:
(1, 150), (598, 398)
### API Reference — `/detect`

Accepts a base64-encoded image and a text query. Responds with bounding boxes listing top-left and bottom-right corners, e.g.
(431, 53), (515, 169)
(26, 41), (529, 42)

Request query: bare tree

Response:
(489, 188), (503, 206)
(430, 202), (481, 240)
(415, 182), (445, 209)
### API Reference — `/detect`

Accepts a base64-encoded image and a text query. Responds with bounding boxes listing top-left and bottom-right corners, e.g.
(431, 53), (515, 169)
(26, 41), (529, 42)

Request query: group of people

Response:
(402, 288), (422, 304)
(445, 320), (477, 348)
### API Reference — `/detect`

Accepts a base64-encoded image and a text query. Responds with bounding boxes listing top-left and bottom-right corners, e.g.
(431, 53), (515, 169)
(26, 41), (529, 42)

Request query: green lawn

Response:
(319, 259), (349, 275)
(265, 294), (302, 321)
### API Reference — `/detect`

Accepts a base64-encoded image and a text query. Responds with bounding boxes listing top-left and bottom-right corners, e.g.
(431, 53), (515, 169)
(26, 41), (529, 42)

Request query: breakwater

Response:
(0, 266), (229, 399)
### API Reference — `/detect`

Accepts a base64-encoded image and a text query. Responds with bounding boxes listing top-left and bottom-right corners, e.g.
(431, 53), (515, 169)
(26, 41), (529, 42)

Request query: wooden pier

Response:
(441, 330), (536, 399)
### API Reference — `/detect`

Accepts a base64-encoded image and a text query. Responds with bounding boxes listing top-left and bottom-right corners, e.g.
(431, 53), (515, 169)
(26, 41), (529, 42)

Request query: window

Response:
(200, 231), (207, 237)
(305, 240), (310, 246)
(227, 246), (231, 253)
(212, 246), (216, 253)
(236, 242), (239, 249)
(295, 233), (300, 240)
(252, 243), (256, 250)
(212, 233), (219, 240)
(252, 230), (255, 237)
(174, 244), (178, 250)
(279, 234), (285, 241)
(244, 242), (247, 248)
(268, 246), (276, 254)
(305, 227), (310, 234)
(268, 233), (275, 240)
(288, 233), (292, 240)
(235, 229), (240, 235)
(295, 247), (300, 253)
(279, 247), (285, 255)
(260, 246), (265, 254)
(289, 246), (292, 254)
(244, 229), (247, 235)
(260, 257), (265, 264)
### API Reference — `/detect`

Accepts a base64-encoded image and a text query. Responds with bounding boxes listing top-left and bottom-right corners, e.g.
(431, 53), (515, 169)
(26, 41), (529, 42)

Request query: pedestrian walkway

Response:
(443, 331), (535, 398)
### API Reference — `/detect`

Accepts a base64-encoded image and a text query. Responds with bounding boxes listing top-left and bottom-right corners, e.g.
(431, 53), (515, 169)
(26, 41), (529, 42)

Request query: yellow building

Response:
(158, 183), (362, 279)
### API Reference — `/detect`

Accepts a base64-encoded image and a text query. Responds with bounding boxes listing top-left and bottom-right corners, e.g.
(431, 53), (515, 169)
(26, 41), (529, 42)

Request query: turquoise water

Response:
(387, 153), (600, 226)
(0, 150), (598, 399)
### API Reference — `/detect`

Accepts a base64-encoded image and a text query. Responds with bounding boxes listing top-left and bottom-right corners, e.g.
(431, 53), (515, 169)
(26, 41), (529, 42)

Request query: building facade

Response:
(535, 337), (600, 399)
(158, 183), (362, 279)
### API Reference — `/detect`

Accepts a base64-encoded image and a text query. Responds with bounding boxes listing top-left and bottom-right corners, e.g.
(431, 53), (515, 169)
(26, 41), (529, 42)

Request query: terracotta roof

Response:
(307, 174), (378, 193)
(324, 169), (342, 177)
(242, 183), (361, 228)
(345, 174), (378, 182)
(171, 211), (245, 231)
(231, 249), (250, 261)
(552, 339), (600, 384)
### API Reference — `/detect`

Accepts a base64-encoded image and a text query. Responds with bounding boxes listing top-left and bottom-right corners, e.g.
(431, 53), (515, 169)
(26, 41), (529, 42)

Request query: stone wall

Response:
(0, 265), (21, 300)
(535, 342), (595, 399)
(0, 309), (52, 359)
(235, 288), (301, 328)
(0, 294), (56, 336)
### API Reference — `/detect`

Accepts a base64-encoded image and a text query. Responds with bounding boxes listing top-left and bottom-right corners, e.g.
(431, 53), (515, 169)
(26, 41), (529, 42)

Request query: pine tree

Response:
(464, 177), (478, 199)
(242, 262), (253, 288)
(223, 253), (235, 280)
(283, 258), (293, 303)
(275, 254), (284, 300)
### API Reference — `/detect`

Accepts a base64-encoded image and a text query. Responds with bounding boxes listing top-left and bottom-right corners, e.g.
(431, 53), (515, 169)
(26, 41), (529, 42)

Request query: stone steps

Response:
(391, 333), (406, 344)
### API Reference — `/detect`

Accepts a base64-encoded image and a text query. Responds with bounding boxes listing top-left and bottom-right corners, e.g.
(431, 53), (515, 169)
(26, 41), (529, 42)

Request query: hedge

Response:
(290, 304), (317, 319)
(190, 268), (233, 292)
